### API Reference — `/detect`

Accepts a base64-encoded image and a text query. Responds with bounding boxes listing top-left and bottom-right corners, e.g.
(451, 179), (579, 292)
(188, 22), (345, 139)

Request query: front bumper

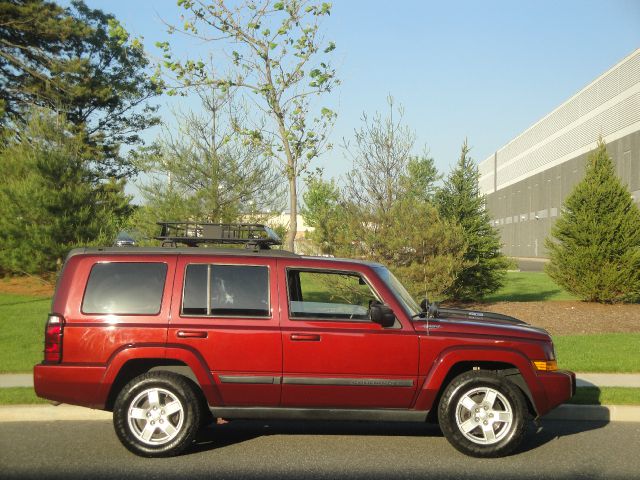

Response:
(536, 369), (576, 416)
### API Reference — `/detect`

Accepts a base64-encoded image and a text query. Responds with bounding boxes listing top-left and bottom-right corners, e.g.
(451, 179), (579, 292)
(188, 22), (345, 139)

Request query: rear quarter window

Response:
(82, 262), (167, 315)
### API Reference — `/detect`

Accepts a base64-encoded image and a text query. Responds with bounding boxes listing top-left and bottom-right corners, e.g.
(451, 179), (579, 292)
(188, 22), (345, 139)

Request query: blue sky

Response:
(83, 0), (640, 198)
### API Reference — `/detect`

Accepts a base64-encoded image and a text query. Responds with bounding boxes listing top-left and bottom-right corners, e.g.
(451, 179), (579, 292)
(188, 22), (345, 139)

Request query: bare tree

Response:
(157, 0), (338, 250)
(344, 95), (419, 214)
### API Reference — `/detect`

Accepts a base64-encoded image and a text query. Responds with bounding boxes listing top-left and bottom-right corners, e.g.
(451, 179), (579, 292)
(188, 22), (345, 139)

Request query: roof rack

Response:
(155, 222), (282, 249)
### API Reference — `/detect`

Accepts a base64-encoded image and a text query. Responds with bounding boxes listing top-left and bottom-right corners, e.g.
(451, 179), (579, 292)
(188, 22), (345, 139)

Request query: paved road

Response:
(1, 419), (638, 479)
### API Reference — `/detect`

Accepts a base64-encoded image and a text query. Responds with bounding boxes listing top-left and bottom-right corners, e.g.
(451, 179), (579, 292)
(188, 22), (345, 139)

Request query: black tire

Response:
(113, 371), (202, 457)
(437, 370), (528, 458)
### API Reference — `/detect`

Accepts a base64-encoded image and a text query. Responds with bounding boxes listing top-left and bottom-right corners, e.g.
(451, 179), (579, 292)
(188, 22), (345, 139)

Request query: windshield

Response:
(374, 266), (421, 318)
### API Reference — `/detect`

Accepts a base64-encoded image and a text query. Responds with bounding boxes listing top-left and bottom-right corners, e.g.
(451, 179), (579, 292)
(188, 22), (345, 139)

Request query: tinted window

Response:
(182, 264), (270, 317)
(287, 270), (378, 320)
(82, 262), (167, 315)
(183, 264), (208, 315)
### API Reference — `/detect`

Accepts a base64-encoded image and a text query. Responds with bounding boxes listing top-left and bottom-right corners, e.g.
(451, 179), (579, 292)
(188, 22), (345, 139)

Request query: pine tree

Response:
(0, 108), (132, 274)
(546, 140), (640, 303)
(0, 0), (161, 179)
(436, 140), (510, 301)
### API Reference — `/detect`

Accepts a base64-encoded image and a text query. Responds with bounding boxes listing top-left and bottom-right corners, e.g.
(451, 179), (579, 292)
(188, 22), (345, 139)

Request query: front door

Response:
(279, 263), (419, 409)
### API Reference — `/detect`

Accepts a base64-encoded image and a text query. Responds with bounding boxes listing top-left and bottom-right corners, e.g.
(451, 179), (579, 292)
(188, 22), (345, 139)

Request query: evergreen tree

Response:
(0, 0), (161, 179)
(436, 140), (510, 301)
(131, 88), (284, 241)
(0, 108), (132, 274)
(301, 173), (346, 255)
(546, 140), (640, 303)
(341, 98), (468, 300)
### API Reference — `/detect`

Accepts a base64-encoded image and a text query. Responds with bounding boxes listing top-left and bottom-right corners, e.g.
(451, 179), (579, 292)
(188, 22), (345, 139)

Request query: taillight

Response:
(44, 314), (64, 363)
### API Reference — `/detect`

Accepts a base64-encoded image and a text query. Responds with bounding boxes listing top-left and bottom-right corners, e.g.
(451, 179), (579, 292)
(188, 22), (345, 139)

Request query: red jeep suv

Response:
(34, 223), (575, 458)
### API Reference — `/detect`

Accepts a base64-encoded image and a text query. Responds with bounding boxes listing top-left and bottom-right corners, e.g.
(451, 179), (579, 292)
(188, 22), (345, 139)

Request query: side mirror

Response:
(420, 298), (428, 312)
(369, 301), (396, 328)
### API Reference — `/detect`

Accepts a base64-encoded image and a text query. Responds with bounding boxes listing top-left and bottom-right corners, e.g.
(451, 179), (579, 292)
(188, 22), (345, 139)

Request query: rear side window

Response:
(182, 264), (270, 317)
(82, 262), (167, 315)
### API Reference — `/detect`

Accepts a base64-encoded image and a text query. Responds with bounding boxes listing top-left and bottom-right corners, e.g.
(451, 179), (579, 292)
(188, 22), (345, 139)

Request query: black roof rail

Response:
(155, 222), (282, 250)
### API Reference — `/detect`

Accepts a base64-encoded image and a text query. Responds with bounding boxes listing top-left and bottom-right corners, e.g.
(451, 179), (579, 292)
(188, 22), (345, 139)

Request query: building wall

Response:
(479, 49), (640, 258)
(486, 132), (640, 257)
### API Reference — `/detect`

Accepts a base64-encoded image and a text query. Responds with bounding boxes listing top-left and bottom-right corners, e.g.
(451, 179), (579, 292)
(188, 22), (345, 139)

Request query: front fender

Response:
(414, 346), (547, 414)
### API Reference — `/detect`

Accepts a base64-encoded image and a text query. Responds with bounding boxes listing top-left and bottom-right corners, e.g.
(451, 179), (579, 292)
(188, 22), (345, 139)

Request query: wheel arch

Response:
(417, 347), (542, 418)
(101, 346), (221, 411)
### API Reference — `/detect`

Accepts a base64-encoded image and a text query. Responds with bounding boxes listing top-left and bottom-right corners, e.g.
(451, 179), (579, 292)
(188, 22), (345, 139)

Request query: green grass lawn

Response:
(555, 333), (640, 373)
(484, 271), (578, 302)
(0, 292), (50, 373)
(0, 387), (48, 405)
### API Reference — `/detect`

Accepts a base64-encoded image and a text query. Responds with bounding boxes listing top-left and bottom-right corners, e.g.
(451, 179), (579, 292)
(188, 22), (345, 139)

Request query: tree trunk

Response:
(287, 174), (297, 252)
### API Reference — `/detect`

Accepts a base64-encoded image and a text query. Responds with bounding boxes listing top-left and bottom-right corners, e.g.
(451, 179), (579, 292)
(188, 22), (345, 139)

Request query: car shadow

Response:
(189, 419), (441, 454)
(515, 418), (609, 454)
(189, 417), (608, 456)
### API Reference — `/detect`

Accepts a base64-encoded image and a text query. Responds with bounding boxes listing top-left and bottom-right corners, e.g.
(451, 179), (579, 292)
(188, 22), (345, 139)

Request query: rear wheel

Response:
(113, 372), (202, 457)
(438, 370), (528, 457)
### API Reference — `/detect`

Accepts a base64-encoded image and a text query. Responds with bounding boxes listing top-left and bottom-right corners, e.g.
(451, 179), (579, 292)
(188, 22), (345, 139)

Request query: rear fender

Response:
(99, 345), (222, 409)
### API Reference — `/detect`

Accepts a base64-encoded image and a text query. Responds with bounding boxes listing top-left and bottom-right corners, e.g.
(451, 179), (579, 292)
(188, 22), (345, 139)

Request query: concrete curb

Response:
(0, 404), (112, 422)
(541, 404), (640, 422)
(0, 403), (638, 423)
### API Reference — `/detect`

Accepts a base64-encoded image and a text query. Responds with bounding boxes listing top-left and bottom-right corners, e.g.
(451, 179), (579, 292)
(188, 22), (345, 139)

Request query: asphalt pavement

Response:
(1, 419), (639, 479)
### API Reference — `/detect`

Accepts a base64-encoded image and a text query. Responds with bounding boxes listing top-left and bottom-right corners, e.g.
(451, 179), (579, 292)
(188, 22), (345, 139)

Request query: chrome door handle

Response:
(290, 333), (321, 341)
(177, 330), (208, 338)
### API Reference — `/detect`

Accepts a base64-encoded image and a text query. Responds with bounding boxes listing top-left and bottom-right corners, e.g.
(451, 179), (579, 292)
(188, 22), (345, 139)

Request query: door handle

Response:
(177, 330), (208, 339)
(290, 333), (321, 341)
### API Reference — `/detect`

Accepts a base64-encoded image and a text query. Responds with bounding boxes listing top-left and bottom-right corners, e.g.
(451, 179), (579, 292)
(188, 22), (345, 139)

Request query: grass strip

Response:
(568, 387), (640, 406)
(0, 387), (48, 405)
(555, 334), (640, 373)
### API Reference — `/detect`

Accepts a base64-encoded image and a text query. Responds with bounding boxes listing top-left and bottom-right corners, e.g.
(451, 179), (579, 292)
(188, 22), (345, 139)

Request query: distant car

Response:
(34, 222), (575, 458)
(114, 232), (136, 247)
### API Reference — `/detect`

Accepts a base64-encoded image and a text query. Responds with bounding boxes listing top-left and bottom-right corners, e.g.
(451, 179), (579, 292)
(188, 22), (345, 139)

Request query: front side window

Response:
(182, 264), (270, 317)
(287, 270), (379, 320)
(82, 262), (167, 315)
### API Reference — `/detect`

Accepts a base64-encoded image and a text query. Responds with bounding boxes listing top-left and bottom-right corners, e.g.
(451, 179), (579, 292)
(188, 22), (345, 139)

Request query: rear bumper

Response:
(536, 369), (576, 416)
(33, 364), (107, 409)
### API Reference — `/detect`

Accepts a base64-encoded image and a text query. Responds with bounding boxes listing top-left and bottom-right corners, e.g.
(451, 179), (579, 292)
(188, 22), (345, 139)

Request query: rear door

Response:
(278, 261), (419, 409)
(170, 255), (281, 406)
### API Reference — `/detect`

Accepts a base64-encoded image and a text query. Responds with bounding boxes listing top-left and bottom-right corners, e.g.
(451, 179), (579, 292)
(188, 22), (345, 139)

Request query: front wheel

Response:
(438, 370), (528, 457)
(113, 372), (202, 457)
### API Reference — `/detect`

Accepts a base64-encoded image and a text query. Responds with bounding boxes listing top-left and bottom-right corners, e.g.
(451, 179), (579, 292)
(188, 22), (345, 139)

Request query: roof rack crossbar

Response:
(155, 222), (282, 249)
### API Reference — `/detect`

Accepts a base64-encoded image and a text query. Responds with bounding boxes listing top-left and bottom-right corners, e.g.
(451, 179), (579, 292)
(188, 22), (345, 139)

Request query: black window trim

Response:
(285, 267), (383, 323)
(180, 262), (272, 319)
(81, 261), (168, 316)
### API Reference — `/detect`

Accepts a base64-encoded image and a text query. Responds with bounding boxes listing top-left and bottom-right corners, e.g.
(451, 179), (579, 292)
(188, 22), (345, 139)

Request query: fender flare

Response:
(98, 344), (223, 409)
(415, 346), (547, 414)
